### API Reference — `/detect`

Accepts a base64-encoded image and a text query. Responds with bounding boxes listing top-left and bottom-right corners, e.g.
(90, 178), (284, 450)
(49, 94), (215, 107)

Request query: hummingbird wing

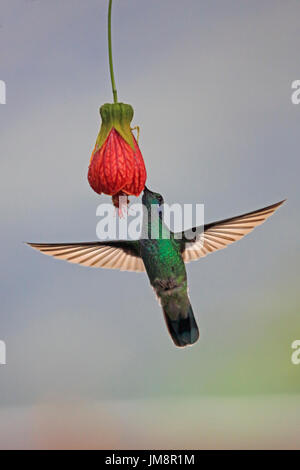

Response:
(177, 200), (285, 263)
(27, 240), (145, 272)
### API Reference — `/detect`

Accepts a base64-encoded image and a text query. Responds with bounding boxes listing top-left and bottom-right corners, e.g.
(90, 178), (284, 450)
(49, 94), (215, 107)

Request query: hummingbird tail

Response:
(161, 297), (199, 347)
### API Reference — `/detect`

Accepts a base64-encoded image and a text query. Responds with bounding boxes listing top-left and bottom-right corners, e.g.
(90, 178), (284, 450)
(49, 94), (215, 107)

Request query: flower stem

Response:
(108, 0), (118, 103)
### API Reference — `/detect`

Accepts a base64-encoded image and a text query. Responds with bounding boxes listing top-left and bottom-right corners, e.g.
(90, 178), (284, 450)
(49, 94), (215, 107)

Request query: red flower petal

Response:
(88, 128), (134, 195)
(122, 135), (147, 196)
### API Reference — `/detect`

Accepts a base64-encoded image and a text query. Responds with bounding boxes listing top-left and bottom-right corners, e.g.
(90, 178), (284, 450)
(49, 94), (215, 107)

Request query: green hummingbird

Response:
(28, 188), (284, 347)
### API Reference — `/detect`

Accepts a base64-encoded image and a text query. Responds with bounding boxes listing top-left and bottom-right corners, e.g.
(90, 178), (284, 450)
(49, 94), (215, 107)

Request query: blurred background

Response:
(0, 0), (299, 449)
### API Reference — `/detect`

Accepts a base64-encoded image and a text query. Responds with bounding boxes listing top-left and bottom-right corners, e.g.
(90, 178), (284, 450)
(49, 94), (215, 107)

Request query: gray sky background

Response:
(0, 0), (299, 449)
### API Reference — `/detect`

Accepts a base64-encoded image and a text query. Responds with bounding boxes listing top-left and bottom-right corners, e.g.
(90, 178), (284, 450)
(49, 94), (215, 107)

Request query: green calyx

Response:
(95, 103), (135, 151)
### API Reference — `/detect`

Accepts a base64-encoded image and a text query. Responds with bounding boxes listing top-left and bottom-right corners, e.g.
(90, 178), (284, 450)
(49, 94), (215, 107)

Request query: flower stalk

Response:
(108, 0), (118, 103)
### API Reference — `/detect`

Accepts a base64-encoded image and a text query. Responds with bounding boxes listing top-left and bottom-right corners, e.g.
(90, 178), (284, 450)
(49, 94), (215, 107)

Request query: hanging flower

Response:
(88, 103), (147, 212)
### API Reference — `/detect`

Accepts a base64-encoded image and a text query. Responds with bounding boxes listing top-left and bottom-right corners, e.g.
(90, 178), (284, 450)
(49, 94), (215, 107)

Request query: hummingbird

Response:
(28, 188), (284, 347)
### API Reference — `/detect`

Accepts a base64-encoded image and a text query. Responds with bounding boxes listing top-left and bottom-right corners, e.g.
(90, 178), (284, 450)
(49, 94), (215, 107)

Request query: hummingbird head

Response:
(142, 186), (164, 209)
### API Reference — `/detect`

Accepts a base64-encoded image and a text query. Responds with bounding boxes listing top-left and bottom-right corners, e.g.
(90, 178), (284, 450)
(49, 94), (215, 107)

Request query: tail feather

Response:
(162, 298), (199, 347)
